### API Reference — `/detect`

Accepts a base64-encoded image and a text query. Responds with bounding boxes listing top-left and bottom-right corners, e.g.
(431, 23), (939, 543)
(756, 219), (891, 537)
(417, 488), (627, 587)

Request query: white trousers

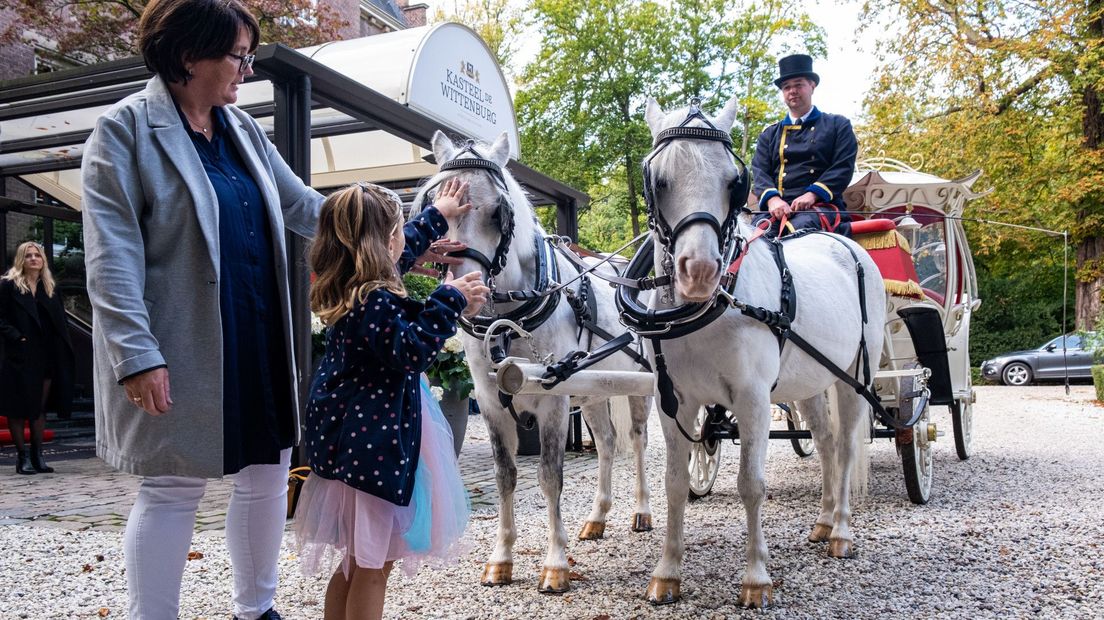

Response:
(123, 448), (291, 620)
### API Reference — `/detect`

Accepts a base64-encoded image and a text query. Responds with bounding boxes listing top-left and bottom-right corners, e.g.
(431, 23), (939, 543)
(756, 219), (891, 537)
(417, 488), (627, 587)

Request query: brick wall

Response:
(397, 1), (428, 27)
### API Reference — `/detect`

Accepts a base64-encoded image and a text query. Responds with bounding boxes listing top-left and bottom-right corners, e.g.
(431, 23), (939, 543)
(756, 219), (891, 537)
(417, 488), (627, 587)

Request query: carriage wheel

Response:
(898, 370), (933, 505)
(781, 403), (815, 458)
(688, 406), (723, 500)
(950, 395), (973, 461)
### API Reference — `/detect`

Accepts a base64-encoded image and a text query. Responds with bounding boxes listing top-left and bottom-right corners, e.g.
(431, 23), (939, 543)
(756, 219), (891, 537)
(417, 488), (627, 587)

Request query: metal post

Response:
(556, 197), (578, 241)
(0, 178), (8, 265)
(43, 216), (54, 269)
(272, 73), (313, 462)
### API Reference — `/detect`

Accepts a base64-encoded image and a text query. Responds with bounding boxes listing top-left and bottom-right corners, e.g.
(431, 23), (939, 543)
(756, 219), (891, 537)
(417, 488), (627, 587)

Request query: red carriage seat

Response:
(849, 219), (924, 299)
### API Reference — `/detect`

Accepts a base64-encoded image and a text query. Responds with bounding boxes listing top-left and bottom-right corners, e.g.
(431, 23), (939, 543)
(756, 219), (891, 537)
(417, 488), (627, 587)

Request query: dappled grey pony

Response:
(413, 130), (655, 593)
(629, 98), (884, 607)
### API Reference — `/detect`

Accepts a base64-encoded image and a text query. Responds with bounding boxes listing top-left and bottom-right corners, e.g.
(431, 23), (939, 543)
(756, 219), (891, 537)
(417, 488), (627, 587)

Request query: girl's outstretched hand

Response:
(444, 270), (490, 317)
(434, 178), (473, 219)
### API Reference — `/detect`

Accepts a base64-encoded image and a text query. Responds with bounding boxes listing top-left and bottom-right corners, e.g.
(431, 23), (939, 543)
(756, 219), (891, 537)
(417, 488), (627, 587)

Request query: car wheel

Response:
(1001, 362), (1032, 386)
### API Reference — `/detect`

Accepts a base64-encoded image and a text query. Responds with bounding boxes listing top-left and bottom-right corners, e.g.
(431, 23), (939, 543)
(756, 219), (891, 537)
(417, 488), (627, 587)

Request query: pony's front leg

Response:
(735, 399), (773, 608)
(578, 401), (615, 540)
(535, 399), (572, 593)
(628, 395), (654, 532)
(796, 394), (836, 543)
(646, 400), (697, 605)
(481, 411), (519, 586)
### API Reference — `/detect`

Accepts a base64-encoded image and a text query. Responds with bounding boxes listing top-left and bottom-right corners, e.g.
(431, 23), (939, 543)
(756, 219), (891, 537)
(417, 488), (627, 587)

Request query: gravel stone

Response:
(0, 384), (1100, 618)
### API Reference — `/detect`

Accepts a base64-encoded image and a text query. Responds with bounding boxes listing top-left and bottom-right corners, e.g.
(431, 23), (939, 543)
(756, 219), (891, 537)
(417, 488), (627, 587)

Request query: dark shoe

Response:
(233, 608), (282, 620)
(30, 448), (54, 474)
(15, 450), (36, 475)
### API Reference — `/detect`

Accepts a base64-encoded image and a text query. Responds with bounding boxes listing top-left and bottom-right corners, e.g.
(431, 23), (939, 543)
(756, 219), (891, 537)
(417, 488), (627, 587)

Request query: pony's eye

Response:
(655, 178), (668, 190)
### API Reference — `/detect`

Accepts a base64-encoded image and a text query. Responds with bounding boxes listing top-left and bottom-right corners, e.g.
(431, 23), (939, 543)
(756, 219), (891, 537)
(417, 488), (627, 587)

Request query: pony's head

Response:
(415, 130), (537, 283)
(643, 97), (744, 303)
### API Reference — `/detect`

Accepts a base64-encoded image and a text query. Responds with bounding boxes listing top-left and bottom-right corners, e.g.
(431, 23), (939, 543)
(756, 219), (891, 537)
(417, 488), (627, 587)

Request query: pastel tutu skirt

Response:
(295, 377), (470, 578)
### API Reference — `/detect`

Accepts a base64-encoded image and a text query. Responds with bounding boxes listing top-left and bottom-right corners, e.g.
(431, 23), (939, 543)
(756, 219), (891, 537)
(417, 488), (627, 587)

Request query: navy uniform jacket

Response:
(305, 206), (467, 506)
(751, 107), (858, 219)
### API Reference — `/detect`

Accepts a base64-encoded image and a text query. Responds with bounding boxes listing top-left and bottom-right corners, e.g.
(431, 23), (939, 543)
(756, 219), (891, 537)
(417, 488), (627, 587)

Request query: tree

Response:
(431, 0), (523, 74)
(517, 0), (823, 243)
(517, 0), (670, 238)
(859, 0), (1104, 330)
(0, 0), (348, 64)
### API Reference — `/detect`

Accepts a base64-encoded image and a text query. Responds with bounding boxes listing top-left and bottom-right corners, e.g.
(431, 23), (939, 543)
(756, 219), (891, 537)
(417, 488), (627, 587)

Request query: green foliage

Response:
(859, 0), (1104, 329)
(426, 337), (474, 399)
(971, 262), (1069, 366)
(517, 0), (824, 248)
(402, 273), (440, 302)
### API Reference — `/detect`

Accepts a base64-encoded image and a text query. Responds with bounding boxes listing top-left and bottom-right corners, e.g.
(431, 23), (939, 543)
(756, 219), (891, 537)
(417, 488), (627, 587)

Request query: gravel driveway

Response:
(1, 384), (1101, 619)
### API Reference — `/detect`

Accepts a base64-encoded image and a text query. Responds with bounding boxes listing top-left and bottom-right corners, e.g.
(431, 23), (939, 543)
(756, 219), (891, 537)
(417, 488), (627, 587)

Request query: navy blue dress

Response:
(182, 106), (294, 475)
(305, 207), (467, 506)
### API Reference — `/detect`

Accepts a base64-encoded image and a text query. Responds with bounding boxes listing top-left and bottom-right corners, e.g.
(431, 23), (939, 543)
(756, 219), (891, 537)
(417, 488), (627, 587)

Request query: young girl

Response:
(295, 180), (489, 620)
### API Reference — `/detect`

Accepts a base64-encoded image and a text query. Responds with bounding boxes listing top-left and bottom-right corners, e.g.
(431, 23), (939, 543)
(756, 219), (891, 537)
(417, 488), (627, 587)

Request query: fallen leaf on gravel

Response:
(187, 551), (204, 560)
(999, 547), (1010, 556)
(569, 571), (586, 581)
(98, 608), (110, 617)
(406, 606), (422, 612)
(96, 554), (105, 562)
(82, 564), (93, 572)
(592, 615), (611, 620)
(567, 556), (576, 566)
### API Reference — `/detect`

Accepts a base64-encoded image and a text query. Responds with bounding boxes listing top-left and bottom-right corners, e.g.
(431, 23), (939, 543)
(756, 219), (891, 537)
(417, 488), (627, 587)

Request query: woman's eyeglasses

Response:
(226, 52), (255, 74)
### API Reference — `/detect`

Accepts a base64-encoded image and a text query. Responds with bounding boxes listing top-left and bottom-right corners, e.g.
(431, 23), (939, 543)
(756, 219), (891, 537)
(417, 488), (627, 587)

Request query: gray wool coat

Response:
(81, 76), (322, 478)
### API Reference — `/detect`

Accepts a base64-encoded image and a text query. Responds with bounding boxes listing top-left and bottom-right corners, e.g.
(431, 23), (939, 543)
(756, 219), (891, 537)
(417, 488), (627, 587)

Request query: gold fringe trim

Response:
(854, 229), (912, 253)
(884, 279), (924, 299)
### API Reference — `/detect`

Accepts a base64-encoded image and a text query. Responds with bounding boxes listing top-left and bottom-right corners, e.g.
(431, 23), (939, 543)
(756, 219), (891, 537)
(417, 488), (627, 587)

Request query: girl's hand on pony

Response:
(445, 270), (490, 317)
(434, 179), (473, 219)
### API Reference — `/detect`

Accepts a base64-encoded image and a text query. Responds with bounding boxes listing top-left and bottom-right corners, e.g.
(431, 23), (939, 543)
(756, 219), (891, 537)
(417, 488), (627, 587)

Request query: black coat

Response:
(0, 278), (75, 419)
(751, 107), (858, 212)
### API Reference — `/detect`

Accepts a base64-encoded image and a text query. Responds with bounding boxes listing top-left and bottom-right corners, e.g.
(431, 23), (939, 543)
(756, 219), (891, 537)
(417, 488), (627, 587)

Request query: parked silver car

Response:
(980, 333), (1096, 386)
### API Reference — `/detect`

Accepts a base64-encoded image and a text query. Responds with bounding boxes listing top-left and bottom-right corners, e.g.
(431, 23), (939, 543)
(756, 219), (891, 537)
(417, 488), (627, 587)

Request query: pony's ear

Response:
(644, 97), (665, 136)
(714, 97), (739, 132)
(431, 130), (456, 165)
(487, 132), (511, 167)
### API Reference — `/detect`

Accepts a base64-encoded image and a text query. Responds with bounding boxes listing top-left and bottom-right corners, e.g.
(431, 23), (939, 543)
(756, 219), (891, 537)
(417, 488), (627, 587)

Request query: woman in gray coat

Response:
(81, 1), (315, 618)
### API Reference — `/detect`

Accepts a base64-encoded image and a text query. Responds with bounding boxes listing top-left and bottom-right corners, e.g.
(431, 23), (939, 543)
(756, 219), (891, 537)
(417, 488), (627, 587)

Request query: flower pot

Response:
(437, 390), (469, 457)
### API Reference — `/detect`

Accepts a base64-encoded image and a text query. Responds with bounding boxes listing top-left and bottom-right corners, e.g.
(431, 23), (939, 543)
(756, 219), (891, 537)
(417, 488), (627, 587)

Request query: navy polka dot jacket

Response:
(305, 207), (467, 505)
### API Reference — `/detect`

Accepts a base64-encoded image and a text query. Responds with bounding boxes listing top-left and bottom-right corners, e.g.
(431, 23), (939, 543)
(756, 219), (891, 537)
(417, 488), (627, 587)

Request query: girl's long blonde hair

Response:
(2, 241), (56, 297)
(309, 183), (408, 326)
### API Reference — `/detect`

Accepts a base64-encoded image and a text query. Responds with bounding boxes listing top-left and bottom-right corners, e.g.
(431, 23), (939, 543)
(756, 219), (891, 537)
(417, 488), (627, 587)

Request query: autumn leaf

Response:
(187, 551), (204, 561)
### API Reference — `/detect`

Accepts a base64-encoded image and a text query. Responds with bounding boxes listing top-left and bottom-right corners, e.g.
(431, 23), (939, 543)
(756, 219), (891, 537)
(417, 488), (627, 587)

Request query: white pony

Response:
(632, 98), (885, 607)
(415, 130), (655, 593)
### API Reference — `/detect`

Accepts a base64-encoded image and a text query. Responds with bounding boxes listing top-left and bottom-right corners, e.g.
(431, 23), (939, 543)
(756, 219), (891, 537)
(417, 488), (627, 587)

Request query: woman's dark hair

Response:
(138, 0), (261, 84)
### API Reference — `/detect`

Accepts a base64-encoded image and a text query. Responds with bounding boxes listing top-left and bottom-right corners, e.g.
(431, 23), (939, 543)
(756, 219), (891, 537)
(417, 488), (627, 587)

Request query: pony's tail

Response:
(609, 396), (634, 456)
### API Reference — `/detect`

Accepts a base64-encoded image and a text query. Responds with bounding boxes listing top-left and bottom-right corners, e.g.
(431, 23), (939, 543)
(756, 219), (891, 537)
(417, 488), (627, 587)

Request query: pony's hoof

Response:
(631, 513), (653, 532)
(537, 567), (571, 593)
(578, 521), (606, 540)
(828, 538), (855, 558)
(808, 523), (832, 543)
(481, 562), (513, 586)
(738, 583), (773, 608)
(646, 577), (681, 605)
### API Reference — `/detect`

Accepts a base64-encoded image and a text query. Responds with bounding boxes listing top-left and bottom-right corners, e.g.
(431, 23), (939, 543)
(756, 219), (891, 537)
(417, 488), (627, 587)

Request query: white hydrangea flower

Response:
(430, 386), (445, 402)
(310, 313), (325, 334)
(444, 336), (464, 354)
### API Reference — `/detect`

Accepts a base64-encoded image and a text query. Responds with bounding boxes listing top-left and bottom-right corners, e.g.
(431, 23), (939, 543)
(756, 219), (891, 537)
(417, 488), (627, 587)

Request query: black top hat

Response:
(774, 54), (820, 88)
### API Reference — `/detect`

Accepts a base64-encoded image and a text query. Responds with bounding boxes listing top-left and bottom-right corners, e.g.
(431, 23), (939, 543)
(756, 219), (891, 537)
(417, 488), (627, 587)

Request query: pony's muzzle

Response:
(675, 255), (722, 302)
